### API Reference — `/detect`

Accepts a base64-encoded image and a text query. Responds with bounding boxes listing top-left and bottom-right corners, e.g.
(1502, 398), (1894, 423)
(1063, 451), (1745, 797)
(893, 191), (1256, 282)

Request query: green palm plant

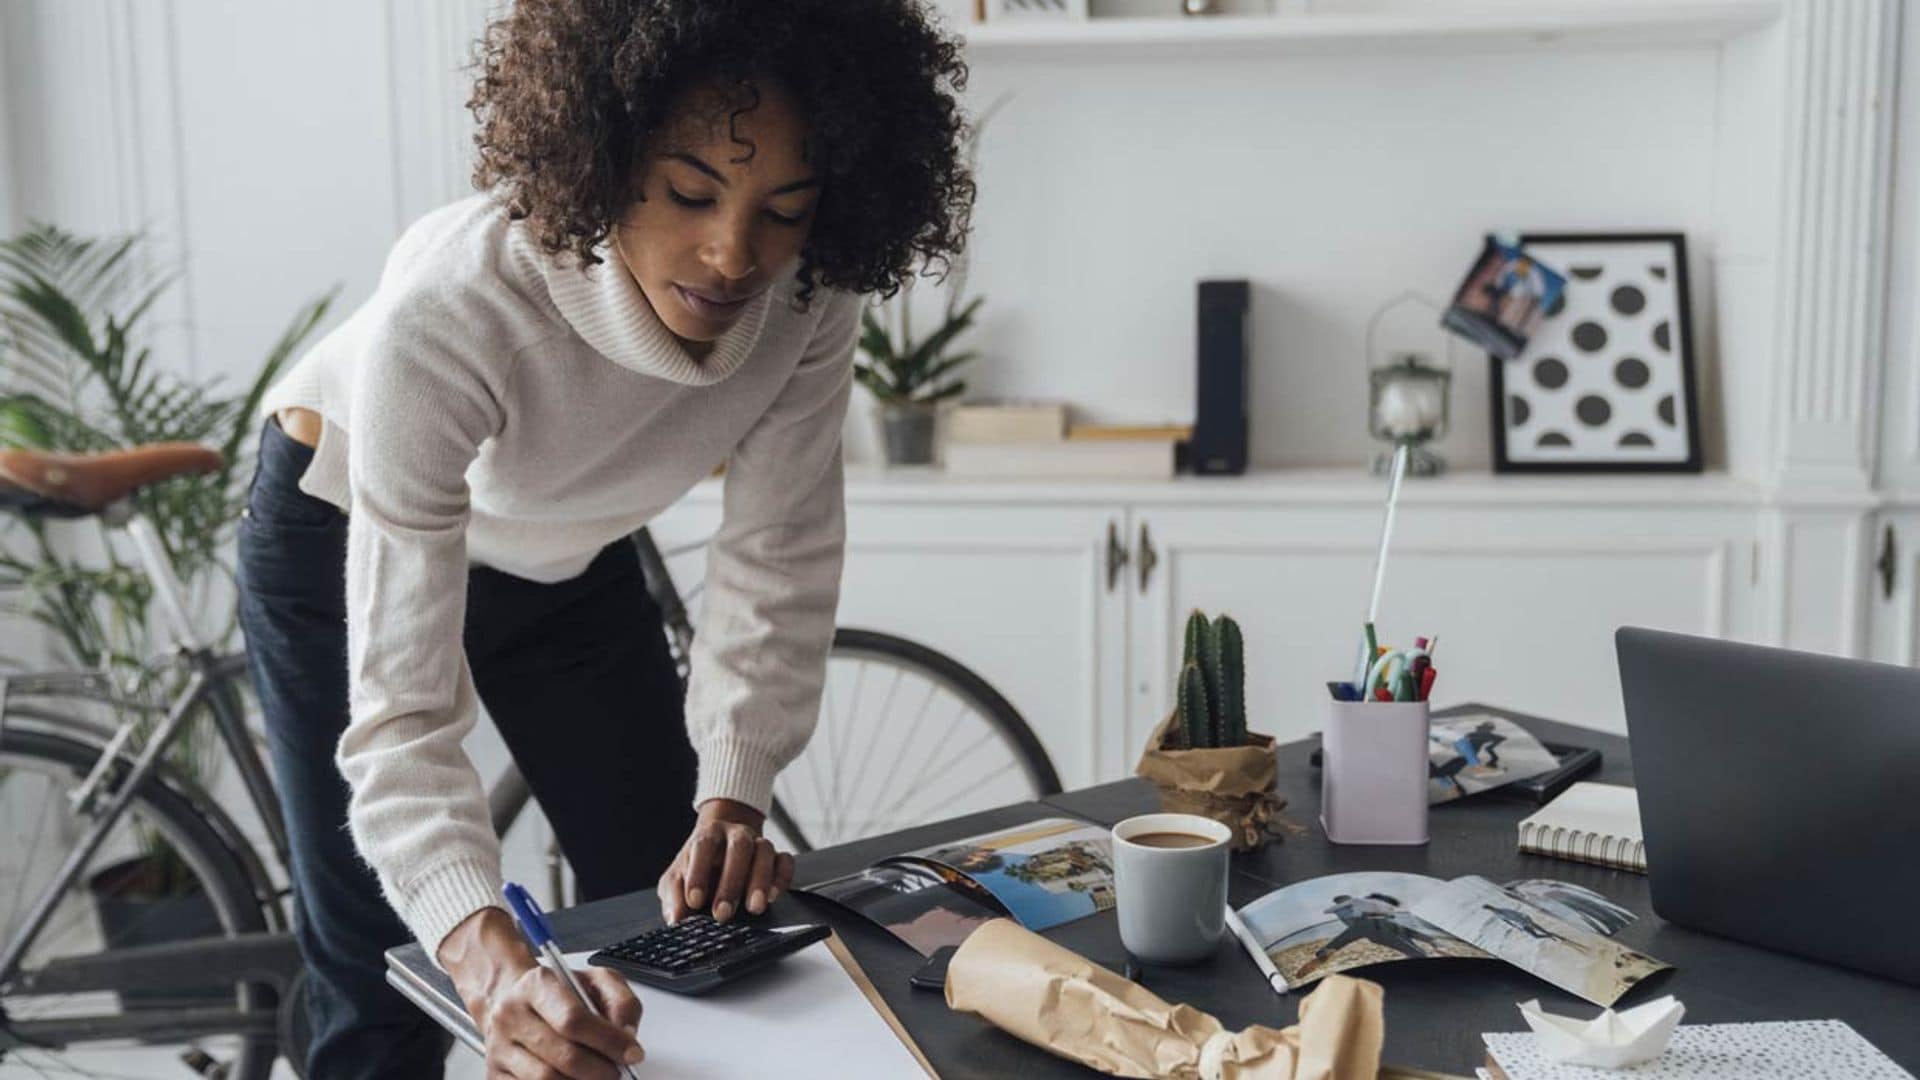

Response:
(854, 294), (980, 407)
(0, 224), (331, 889)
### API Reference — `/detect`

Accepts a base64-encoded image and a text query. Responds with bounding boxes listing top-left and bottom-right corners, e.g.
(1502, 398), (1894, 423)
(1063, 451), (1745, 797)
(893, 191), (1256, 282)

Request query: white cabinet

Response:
(649, 493), (1129, 790)
(828, 502), (1128, 790)
(1130, 499), (1760, 748)
(1869, 513), (1920, 667)
(656, 470), (1767, 788)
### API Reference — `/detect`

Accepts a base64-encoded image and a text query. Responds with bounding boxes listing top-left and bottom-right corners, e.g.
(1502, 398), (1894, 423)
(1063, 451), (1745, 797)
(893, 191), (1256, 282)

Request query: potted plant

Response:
(1135, 610), (1288, 850)
(855, 293), (980, 465)
(0, 224), (330, 996)
(852, 93), (1007, 467)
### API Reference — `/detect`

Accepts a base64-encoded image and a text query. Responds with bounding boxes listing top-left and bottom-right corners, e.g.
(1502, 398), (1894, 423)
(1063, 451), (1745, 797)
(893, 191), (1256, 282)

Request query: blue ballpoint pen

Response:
(503, 882), (642, 1080)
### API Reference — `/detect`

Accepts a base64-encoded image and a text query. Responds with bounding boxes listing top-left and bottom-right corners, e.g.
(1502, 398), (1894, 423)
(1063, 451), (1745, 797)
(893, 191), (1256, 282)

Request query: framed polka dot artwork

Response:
(1490, 233), (1703, 473)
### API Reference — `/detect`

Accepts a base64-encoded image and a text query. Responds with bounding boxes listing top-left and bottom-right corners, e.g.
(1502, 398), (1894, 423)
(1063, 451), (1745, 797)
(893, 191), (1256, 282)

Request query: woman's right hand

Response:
(439, 907), (646, 1079)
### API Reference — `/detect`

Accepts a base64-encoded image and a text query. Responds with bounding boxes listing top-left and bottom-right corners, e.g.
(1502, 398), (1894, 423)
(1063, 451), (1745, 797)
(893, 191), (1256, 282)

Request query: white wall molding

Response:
(104, 0), (195, 374)
(387, 0), (497, 230)
(0, 9), (17, 231)
(1770, 0), (1901, 494)
(1763, 505), (1874, 655)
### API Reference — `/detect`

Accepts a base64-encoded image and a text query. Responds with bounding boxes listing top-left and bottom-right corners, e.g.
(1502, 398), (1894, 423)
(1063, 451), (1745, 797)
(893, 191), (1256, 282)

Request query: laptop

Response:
(1616, 626), (1920, 986)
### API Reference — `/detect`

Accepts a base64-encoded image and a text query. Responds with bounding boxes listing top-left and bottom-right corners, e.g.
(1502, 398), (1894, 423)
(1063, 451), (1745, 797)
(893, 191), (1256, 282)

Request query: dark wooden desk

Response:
(398, 707), (1920, 1076)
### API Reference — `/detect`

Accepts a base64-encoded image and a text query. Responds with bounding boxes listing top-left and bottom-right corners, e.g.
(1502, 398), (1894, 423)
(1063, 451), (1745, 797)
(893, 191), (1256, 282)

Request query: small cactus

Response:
(1170, 609), (1249, 750)
(1178, 660), (1212, 750)
(1213, 614), (1246, 747)
(1183, 610), (1212, 670)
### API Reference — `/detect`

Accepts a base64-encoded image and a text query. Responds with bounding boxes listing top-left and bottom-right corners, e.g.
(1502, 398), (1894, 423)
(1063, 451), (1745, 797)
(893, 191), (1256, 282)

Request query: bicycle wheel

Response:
(767, 629), (1062, 852)
(0, 724), (278, 1080)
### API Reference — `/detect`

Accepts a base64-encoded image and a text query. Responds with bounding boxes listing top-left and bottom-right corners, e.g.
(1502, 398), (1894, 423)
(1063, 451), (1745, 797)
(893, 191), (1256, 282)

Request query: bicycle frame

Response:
(0, 507), (291, 1002)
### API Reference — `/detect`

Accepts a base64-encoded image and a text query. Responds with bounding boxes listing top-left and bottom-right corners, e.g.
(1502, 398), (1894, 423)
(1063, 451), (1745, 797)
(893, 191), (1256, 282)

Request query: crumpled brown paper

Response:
(946, 919), (1383, 1080)
(1136, 712), (1289, 850)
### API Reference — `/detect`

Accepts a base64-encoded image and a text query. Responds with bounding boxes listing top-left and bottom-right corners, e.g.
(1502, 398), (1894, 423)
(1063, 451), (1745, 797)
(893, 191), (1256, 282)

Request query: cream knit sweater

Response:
(259, 195), (856, 952)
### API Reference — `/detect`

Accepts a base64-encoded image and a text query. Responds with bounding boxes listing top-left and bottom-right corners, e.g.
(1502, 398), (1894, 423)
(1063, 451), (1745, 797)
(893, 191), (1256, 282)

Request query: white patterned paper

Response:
(1483, 1019), (1912, 1079)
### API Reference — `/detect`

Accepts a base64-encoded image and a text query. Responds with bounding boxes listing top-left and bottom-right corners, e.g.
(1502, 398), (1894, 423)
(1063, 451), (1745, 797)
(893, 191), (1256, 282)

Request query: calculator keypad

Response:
(599, 915), (777, 974)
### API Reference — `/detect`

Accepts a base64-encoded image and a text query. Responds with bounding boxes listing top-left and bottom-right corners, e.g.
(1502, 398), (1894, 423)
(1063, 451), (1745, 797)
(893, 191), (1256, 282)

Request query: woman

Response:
(236, 3), (972, 1077)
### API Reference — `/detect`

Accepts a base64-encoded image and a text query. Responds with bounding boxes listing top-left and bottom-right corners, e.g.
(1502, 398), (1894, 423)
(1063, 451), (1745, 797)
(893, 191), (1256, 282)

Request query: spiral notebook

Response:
(1517, 783), (1645, 873)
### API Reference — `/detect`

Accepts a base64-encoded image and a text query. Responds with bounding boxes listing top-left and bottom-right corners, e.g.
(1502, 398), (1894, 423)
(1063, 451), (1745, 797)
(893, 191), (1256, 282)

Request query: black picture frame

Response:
(1489, 232), (1704, 474)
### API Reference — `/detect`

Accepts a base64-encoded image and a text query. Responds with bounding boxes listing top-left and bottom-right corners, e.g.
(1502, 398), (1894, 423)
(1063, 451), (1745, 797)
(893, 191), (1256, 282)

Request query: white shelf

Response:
(680, 467), (1768, 508)
(961, 3), (1781, 58)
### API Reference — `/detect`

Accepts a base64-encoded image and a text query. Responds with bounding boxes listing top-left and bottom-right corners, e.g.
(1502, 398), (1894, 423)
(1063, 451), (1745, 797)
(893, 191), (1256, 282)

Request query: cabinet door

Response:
(647, 497), (1131, 789)
(1131, 503), (1758, 744)
(1869, 513), (1920, 666)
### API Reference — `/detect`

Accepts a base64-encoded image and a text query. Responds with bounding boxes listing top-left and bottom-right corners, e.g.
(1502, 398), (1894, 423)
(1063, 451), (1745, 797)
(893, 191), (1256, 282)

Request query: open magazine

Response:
(801, 817), (1115, 957)
(1237, 872), (1667, 1006)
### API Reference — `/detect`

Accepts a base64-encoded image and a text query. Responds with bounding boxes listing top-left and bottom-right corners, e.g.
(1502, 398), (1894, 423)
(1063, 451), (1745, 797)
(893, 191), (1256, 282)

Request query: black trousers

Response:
(236, 420), (696, 1079)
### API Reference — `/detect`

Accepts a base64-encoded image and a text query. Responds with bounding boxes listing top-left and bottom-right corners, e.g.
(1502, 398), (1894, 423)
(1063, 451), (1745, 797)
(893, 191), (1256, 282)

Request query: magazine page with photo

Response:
(802, 817), (1117, 955)
(1237, 872), (1490, 990)
(1427, 712), (1563, 803)
(1408, 875), (1668, 1006)
(911, 818), (1117, 930)
(1235, 873), (1657, 1003)
(805, 862), (1007, 957)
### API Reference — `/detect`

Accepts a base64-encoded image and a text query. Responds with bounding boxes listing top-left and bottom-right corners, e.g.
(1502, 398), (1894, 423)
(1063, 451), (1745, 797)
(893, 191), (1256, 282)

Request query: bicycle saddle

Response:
(0, 443), (225, 516)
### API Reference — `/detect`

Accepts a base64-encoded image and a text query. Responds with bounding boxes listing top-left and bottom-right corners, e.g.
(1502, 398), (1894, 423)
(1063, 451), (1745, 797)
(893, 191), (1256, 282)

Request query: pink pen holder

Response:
(1320, 689), (1430, 845)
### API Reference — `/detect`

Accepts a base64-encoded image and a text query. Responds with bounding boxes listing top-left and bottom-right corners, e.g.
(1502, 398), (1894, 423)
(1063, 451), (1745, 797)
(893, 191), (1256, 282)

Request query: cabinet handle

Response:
(1138, 521), (1159, 593)
(1878, 523), (1897, 601)
(1106, 521), (1129, 594)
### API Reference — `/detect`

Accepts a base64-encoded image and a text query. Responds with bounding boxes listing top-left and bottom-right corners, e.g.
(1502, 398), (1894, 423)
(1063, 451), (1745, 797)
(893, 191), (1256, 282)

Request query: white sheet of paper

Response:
(561, 945), (925, 1078)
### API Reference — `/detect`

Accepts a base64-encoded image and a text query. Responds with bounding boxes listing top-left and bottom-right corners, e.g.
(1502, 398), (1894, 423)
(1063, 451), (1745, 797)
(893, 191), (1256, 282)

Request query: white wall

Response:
(955, 45), (1728, 471)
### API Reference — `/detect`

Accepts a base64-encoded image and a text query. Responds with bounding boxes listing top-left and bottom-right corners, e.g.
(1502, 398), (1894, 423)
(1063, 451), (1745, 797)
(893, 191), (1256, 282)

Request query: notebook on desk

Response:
(1516, 782), (1644, 873)
(385, 932), (931, 1076)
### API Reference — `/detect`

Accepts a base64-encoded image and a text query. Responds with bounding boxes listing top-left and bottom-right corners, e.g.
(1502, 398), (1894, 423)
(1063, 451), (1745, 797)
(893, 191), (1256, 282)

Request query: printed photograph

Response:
(916, 818), (1116, 932)
(1442, 236), (1569, 361)
(1502, 879), (1638, 936)
(1411, 875), (1668, 1006)
(1238, 872), (1488, 989)
(807, 862), (1007, 957)
(1428, 712), (1562, 802)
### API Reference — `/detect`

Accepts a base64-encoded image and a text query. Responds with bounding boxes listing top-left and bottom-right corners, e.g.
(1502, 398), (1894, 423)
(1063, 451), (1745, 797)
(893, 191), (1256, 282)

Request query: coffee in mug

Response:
(1111, 813), (1232, 964)
(1129, 831), (1215, 849)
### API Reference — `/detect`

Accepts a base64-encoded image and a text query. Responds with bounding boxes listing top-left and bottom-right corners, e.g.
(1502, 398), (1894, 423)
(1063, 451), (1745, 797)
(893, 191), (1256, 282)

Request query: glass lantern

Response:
(1368, 352), (1451, 476)
(1364, 290), (1453, 477)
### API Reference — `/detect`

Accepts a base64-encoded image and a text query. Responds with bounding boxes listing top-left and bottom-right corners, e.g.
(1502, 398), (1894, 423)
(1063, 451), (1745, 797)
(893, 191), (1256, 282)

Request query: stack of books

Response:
(943, 401), (1189, 480)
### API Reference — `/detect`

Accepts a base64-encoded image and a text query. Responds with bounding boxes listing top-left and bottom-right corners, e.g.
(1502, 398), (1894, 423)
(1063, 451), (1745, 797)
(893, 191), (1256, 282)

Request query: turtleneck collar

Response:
(538, 237), (772, 387)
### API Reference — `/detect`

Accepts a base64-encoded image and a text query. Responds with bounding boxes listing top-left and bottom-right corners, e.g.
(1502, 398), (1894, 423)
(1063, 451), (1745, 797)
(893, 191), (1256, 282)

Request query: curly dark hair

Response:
(470, 0), (975, 305)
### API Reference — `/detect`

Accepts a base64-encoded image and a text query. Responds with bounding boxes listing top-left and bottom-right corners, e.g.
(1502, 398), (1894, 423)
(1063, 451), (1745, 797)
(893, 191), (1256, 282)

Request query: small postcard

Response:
(1442, 236), (1568, 361)
(1429, 712), (1562, 803)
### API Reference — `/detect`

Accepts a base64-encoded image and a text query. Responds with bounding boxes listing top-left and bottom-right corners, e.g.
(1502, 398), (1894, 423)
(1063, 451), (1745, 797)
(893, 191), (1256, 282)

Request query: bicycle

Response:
(0, 441), (1059, 1078)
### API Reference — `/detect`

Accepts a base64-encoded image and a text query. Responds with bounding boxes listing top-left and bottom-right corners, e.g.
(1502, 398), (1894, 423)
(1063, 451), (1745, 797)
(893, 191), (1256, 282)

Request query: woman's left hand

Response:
(658, 799), (796, 925)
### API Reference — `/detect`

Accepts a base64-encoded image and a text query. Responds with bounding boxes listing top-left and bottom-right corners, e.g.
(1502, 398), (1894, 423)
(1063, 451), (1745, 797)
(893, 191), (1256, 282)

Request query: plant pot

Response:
(877, 403), (939, 466)
(1134, 712), (1288, 851)
(89, 852), (230, 1009)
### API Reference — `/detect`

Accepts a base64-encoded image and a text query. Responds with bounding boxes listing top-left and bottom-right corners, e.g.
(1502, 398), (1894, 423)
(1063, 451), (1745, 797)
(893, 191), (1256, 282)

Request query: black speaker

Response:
(1189, 279), (1249, 475)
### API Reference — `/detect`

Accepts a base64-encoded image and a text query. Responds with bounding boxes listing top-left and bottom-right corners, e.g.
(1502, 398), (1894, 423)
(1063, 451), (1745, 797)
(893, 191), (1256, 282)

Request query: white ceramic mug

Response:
(1111, 812), (1232, 964)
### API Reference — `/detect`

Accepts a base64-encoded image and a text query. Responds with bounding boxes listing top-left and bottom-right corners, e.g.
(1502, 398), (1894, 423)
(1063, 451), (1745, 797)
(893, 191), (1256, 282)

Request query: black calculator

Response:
(586, 914), (832, 995)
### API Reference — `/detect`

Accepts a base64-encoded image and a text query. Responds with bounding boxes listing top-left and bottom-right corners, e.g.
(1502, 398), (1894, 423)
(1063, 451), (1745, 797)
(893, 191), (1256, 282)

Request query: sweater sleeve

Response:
(686, 289), (859, 813)
(335, 300), (508, 955)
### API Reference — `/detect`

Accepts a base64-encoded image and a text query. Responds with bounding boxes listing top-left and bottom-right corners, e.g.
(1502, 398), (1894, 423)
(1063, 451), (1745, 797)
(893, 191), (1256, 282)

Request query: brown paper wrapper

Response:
(1136, 712), (1288, 850)
(945, 919), (1383, 1080)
